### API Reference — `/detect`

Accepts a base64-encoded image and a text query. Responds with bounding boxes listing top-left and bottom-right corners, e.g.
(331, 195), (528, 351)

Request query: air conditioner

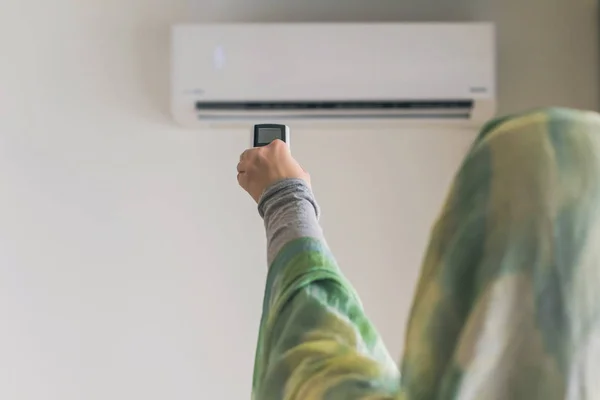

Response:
(171, 23), (496, 129)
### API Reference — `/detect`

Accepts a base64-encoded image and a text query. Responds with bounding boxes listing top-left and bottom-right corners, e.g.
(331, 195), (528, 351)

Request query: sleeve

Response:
(251, 179), (401, 400)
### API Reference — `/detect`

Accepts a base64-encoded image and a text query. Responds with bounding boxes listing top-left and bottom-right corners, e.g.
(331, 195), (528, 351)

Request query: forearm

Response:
(258, 178), (325, 266)
(252, 179), (399, 400)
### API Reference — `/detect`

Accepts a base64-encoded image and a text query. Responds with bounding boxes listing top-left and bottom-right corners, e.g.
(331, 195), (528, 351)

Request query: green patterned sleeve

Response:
(252, 237), (400, 400)
(400, 108), (600, 400)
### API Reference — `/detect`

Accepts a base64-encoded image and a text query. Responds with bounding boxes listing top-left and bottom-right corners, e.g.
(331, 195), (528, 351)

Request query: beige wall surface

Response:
(0, 1), (596, 399)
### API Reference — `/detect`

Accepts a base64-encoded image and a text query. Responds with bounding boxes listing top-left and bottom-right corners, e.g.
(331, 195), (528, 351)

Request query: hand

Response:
(237, 140), (310, 203)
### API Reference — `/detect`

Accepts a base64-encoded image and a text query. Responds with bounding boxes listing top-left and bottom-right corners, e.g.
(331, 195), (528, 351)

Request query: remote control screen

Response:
(257, 127), (284, 144)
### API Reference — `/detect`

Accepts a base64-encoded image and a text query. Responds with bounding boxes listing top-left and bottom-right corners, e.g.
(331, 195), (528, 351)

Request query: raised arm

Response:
(237, 141), (400, 400)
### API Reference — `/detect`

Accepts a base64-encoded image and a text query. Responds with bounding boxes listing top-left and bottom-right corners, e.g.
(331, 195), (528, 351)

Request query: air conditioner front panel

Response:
(173, 23), (494, 101)
(171, 23), (496, 127)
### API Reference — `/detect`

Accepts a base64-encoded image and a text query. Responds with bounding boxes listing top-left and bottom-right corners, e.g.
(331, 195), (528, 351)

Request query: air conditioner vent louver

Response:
(196, 100), (473, 111)
(194, 100), (475, 120)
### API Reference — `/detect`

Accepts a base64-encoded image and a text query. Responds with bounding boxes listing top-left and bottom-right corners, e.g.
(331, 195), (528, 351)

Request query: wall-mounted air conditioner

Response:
(171, 23), (496, 129)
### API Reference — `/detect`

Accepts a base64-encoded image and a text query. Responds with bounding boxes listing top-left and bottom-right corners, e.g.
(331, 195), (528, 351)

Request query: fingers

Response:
(267, 139), (289, 152)
(237, 147), (262, 171)
(237, 149), (251, 173)
(237, 171), (246, 187)
(237, 147), (258, 188)
(239, 147), (259, 163)
(239, 149), (251, 161)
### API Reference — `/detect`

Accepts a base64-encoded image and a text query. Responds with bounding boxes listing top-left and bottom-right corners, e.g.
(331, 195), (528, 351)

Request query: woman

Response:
(236, 108), (599, 400)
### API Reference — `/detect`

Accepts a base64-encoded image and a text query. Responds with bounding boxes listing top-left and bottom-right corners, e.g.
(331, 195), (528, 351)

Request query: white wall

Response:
(0, 1), (597, 399)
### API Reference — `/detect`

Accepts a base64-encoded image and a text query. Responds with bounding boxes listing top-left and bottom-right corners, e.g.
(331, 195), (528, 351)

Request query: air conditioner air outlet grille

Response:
(195, 100), (473, 111)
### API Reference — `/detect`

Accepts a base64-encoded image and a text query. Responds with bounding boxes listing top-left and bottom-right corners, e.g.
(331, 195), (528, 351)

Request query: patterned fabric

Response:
(252, 108), (600, 400)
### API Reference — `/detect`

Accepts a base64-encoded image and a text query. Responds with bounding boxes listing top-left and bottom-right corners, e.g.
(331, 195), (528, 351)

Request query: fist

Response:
(237, 140), (310, 203)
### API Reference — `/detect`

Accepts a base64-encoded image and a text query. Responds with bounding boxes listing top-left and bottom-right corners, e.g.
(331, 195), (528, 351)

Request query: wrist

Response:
(258, 178), (318, 219)
(258, 178), (323, 266)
